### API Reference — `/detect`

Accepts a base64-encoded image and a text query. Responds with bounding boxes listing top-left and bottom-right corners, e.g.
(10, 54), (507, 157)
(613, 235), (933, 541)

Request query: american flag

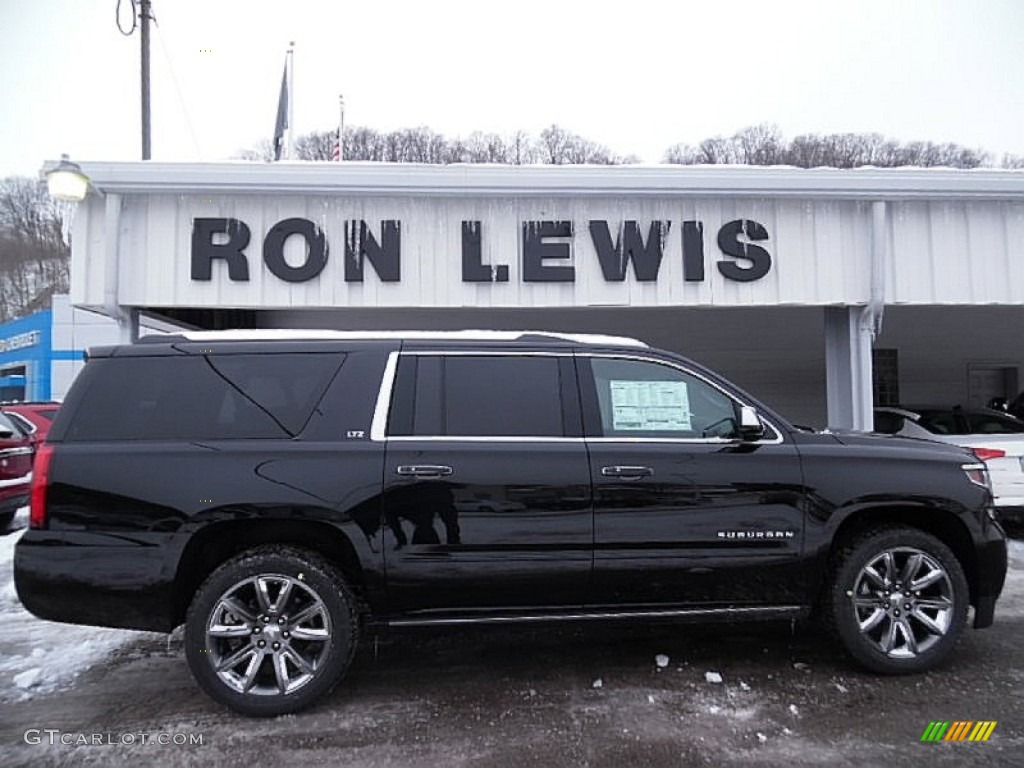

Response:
(331, 131), (341, 162)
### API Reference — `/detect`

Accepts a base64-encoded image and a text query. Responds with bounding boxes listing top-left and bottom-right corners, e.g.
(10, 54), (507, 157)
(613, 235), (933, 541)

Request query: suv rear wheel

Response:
(826, 526), (968, 674)
(185, 546), (359, 716)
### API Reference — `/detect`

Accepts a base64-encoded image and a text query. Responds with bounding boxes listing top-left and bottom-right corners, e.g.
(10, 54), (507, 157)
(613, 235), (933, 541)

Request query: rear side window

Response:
(917, 411), (967, 435)
(965, 411), (1024, 434)
(389, 354), (566, 437)
(0, 411), (24, 437)
(63, 353), (344, 441)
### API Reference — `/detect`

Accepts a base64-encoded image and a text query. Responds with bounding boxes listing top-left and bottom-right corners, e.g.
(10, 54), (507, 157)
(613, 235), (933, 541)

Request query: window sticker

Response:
(609, 380), (692, 431)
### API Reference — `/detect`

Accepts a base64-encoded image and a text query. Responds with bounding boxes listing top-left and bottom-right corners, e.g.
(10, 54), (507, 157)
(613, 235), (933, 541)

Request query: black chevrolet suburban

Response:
(14, 331), (1008, 716)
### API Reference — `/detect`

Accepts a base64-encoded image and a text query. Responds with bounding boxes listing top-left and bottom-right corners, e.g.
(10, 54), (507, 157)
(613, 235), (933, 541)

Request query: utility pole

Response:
(140, 0), (152, 159)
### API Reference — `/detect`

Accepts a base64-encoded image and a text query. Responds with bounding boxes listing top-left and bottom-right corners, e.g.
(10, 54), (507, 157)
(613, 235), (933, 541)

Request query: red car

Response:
(0, 409), (34, 529)
(1, 402), (61, 445)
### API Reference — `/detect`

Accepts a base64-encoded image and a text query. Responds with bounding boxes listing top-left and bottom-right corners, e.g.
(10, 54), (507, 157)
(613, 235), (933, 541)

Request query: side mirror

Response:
(738, 406), (766, 441)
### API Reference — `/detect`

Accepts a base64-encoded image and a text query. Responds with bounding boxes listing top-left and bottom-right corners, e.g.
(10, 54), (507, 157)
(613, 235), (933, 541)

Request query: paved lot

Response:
(2, 525), (1022, 767)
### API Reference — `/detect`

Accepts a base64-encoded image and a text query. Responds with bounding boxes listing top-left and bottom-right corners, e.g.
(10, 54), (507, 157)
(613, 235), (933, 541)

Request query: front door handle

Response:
(396, 464), (453, 478)
(601, 465), (654, 479)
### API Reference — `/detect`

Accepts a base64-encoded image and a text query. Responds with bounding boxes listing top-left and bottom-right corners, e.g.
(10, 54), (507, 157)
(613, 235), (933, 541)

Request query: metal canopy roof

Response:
(61, 161), (1024, 201)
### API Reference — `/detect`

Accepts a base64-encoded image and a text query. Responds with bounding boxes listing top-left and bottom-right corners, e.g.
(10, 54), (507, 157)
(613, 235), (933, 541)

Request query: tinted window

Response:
(965, 410), (1024, 434)
(445, 356), (562, 437)
(35, 408), (59, 422)
(64, 354), (343, 441)
(589, 358), (738, 439)
(916, 410), (965, 435)
(872, 411), (905, 435)
(392, 355), (565, 437)
(0, 411), (23, 437)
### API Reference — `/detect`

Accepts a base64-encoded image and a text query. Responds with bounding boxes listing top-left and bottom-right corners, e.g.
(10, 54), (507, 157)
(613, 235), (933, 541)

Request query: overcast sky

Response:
(1, 0), (1022, 177)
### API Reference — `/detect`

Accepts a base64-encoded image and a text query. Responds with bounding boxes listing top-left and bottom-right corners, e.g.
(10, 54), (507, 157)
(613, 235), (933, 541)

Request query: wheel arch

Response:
(171, 519), (372, 628)
(819, 505), (979, 609)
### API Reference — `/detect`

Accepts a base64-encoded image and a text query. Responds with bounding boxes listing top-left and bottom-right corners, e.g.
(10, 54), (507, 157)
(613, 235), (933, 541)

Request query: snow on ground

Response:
(1001, 538), (1024, 617)
(0, 508), (161, 702)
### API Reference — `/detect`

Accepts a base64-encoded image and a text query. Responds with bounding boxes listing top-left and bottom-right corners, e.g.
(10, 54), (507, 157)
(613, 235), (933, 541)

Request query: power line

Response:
(152, 20), (204, 159)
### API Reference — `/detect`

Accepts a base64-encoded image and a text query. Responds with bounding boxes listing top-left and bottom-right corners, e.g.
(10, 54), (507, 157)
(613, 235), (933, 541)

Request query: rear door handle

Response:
(601, 465), (654, 479)
(396, 464), (453, 478)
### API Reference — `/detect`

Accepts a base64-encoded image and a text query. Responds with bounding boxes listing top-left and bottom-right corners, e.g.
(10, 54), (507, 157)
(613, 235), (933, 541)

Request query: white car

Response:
(874, 406), (1024, 525)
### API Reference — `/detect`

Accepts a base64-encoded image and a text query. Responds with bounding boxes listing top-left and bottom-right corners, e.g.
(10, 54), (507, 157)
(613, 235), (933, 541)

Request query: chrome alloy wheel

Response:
(849, 547), (954, 659)
(205, 574), (332, 696)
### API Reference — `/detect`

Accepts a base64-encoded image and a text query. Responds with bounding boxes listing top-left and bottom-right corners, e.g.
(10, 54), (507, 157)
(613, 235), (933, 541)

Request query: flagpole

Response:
(272, 47), (290, 162)
(286, 42), (295, 160)
(337, 95), (345, 161)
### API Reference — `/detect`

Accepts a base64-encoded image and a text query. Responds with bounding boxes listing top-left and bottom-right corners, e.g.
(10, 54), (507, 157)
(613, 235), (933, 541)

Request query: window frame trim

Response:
(375, 348), (786, 445)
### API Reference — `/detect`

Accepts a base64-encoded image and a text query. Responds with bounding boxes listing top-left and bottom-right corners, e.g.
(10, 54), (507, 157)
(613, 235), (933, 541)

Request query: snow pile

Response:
(0, 509), (159, 701)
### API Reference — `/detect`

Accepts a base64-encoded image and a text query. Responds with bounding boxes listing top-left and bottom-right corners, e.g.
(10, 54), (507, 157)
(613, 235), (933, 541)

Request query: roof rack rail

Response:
(138, 329), (648, 347)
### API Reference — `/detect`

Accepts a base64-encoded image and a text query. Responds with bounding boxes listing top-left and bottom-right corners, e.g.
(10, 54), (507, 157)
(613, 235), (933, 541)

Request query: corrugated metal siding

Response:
(73, 189), (1023, 310)
(888, 201), (1024, 305)
(102, 194), (877, 309)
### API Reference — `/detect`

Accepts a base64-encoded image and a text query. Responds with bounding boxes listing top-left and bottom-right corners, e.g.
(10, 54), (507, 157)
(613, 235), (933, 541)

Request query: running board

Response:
(386, 605), (806, 628)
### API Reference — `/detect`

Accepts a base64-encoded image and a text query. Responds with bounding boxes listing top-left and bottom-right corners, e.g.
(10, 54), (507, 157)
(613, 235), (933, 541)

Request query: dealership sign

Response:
(191, 217), (772, 286)
(0, 330), (41, 353)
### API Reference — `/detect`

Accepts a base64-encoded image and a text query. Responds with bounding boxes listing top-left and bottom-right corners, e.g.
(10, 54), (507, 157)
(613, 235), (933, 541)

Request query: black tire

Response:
(825, 526), (969, 675)
(185, 545), (359, 716)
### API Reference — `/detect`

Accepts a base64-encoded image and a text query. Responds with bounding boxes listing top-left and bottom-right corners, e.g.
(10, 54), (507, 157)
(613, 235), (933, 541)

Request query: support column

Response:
(825, 306), (874, 431)
(101, 192), (139, 345)
(120, 308), (140, 344)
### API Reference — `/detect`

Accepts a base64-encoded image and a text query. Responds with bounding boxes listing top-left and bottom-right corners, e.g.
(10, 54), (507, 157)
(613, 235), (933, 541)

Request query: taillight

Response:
(971, 447), (1006, 462)
(29, 443), (54, 530)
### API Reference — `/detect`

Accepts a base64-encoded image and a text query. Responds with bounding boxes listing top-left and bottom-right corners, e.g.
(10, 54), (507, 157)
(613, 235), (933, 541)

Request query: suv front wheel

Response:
(185, 546), (359, 716)
(827, 526), (969, 674)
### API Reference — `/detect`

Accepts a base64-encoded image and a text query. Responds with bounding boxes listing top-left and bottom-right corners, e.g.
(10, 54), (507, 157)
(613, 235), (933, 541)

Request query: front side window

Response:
(588, 357), (739, 439)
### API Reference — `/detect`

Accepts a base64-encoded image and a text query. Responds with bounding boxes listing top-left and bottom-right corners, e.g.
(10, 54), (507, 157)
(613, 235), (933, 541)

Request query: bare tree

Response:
(735, 124), (785, 165)
(662, 143), (701, 164)
(293, 131), (335, 161)
(0, 176), (70, 321)
(345, 127), (386, 161)
(237, 124), (634, 166)
(538, 124), (572, 164)
(232, 139), (274, 162)
(538, 124), (627, 165)
(665, 124), (994, 169)
(510, 130), (537, 165)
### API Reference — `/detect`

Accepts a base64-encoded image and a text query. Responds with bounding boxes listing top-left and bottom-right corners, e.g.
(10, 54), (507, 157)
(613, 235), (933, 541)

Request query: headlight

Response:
(962, 462), (992, 491)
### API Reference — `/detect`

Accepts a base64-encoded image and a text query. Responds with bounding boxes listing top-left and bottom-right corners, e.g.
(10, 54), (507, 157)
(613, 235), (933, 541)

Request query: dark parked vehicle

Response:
(1009, 392), (1024, 421)
(0, 409), (34, 529)
(14, 331), (1008, 716)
